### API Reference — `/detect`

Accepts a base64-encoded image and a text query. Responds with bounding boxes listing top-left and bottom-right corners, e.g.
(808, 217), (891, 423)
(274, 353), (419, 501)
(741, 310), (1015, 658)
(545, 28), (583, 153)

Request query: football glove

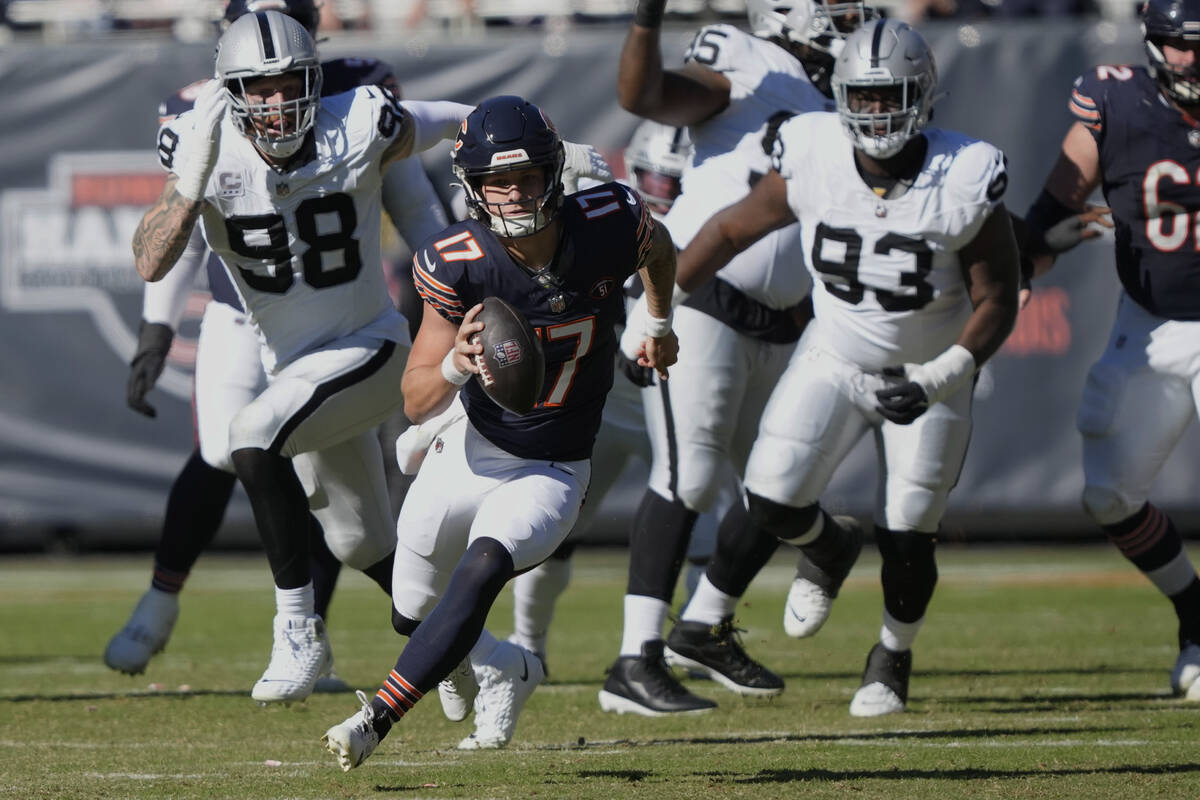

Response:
(561, 142), (613, 195)
(126, 320), (175, 418)
(174, 79), (226, 202)
(875, 345), (975, 425)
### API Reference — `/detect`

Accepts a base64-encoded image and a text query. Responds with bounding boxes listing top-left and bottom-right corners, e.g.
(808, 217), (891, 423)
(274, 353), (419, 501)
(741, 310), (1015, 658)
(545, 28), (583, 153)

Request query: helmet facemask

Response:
(225, 65), (323, 159)
(216, 10), (322, 161)
(835, 76), (932, 159)
(456, 157), (565, 239)
(1146, 35), (1200, 105)
(832, 19), (937, 160)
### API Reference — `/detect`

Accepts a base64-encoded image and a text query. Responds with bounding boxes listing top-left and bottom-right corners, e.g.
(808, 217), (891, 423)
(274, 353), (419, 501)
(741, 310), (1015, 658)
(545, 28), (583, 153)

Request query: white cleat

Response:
(103, 589), (180, 675)
(1170, 641), (1200, 698)
(783, 578), (833, 639)
(849, 681), (906, 717)
(438, 656), (479, 722)
(457, 641), (545, 750)
(251, 614), (331, 704)
(322, 689), (380, 772)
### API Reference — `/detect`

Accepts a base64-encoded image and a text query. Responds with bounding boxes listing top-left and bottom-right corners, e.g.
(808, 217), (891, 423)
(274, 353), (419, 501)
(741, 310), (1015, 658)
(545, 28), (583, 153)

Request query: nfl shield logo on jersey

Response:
(493, 339), (524, 367)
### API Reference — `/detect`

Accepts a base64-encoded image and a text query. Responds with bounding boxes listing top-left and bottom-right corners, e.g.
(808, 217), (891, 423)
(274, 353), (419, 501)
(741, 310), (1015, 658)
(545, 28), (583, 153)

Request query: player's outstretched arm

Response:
(675, 168), (796, 293)
(402, 302), (484, 423)
(635, 220), (680, 380)
(382, 100), (475, 166)
(132, 174), (204, 283)
(617, 0), (730, 126)
(1025, 121), (1105, 277)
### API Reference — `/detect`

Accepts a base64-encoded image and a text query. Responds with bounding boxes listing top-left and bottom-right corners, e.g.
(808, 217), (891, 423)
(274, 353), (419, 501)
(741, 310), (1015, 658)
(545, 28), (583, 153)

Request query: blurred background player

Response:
(1026, 0), (1200, 700)
(322, 95), (679, 769)
(598, 0), (867, 717)
(104, 0), (449, 688)
(131, 9), (472, 703)
(668, 19), (1020, 717)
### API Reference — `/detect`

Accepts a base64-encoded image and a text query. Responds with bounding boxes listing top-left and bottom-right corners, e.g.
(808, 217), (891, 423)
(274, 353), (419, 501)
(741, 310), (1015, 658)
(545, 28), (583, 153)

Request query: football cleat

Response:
(438, 656), (480, 722)
(103, 589), (180, 675)
(251, 614), (331, 704)
(322, 690), (381, 772)
(458, 641), (545, 750)
(849, 642), (911, 717)
(598, 640), (718, 716)
(784, 515), (864, 638)
(665, 616), (784, 697)
(1170, 640), (1200, 698)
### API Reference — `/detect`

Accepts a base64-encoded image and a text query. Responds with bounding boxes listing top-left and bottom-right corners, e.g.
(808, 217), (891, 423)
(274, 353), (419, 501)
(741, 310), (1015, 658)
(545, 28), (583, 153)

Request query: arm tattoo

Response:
(132, 174), (203, 282)
(638, 220), (678, 319)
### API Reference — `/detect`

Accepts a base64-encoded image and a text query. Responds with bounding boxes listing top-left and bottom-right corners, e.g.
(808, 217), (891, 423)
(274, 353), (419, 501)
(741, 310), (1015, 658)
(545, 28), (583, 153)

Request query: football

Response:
(470, 296), (545, 415)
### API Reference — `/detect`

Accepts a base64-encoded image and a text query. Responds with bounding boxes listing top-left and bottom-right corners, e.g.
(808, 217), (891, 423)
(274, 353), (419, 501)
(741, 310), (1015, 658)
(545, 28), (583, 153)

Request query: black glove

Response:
(126, 320), (174, 418)
(875, 380), (929, 425)
(616, 351), (654, 388)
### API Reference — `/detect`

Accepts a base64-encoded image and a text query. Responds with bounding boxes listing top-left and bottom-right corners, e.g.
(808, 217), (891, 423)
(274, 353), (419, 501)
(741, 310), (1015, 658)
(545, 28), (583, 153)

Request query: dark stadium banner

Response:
(0, 20), (1194, 545)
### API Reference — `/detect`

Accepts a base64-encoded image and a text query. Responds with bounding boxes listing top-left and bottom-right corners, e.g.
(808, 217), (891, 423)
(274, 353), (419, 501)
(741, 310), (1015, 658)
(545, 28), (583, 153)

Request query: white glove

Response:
(561, 141), (613, 195)
(174, 79), (227, 202)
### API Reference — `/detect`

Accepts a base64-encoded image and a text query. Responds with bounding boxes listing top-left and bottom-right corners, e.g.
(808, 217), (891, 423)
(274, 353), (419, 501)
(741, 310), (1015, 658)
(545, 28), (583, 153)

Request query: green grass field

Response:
(2, 545), (1199, 800)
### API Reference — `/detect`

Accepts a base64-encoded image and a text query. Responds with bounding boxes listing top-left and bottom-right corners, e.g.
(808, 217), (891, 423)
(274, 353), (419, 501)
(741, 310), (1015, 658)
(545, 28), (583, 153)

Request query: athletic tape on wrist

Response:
(645, 313), (673, 339)
(441, 349), (471, 385)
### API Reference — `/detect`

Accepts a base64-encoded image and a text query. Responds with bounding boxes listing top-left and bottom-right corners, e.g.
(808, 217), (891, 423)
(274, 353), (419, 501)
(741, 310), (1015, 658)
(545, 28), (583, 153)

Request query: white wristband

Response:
(644, 312), (673, 339)
(910, 344), (976, 405)
(441, 348), (471, 385)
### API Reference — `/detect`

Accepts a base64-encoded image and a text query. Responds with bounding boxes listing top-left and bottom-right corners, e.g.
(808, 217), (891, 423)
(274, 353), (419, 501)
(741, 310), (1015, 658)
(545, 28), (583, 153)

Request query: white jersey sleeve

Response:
(142, 225), (206, 329)
(381, 156), (449, 248)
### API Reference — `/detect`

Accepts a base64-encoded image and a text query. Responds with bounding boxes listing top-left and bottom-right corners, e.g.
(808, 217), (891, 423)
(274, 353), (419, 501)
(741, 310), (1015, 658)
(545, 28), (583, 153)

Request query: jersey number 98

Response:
(224, 193), (363, 293)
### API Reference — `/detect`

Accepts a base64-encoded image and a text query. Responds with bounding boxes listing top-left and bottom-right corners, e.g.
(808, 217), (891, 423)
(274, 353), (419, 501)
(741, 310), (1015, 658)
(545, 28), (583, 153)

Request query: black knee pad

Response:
(391, 607), (420, 637)
(746, 493), (820, 543)
(876, 528), (938, 624)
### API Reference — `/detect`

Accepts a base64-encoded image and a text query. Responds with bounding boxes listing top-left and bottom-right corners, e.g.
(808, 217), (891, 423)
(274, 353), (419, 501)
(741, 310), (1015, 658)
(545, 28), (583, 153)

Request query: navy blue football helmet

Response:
(223, 0), (320, 36)
(452, 95), (566, 239)
(1143, 0), (1200, 104)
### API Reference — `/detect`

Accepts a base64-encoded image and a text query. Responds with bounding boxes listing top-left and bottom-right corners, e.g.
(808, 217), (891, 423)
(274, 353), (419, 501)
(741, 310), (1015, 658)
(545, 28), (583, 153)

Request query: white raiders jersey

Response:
(160, 86), (406, 372)
(773, 113), (1008, 370)
(664, 25), (830, 309)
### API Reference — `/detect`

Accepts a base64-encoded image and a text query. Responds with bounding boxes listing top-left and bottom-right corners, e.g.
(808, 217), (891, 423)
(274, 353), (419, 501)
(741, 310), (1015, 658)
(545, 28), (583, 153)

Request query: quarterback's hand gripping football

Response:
(561, 142), (614, 195)
(875, 345), (976, 425)
(443, 303), (484, 385)
(174, 79), (227, 202)
(126, 320), (175, 418)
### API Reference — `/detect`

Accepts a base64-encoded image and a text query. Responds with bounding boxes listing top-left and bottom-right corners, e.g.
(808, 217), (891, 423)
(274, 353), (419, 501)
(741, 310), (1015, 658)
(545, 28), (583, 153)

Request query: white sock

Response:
(619, 594), (670, 657)
(879, 610), (924, 653)
(470, 628), (501, 664)
(1146, 551), (1199, 597)
(275, 582), (314, 618)
(681, 575), (737, 625)
(510, 556), (572, 657)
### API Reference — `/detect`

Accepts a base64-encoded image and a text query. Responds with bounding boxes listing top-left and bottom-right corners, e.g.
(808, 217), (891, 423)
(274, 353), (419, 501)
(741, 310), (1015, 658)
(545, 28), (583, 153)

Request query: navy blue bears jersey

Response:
(413, 182), (654, 461)
(157, 57), (400, 311)
(1071, 65), (1200, 319)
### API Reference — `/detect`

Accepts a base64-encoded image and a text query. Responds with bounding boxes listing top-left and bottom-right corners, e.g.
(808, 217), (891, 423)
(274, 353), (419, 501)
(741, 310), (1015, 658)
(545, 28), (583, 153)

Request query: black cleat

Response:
(849, 642), (912, 717)
(665, 616), (784, 697)
(598, 640), (717, 716)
